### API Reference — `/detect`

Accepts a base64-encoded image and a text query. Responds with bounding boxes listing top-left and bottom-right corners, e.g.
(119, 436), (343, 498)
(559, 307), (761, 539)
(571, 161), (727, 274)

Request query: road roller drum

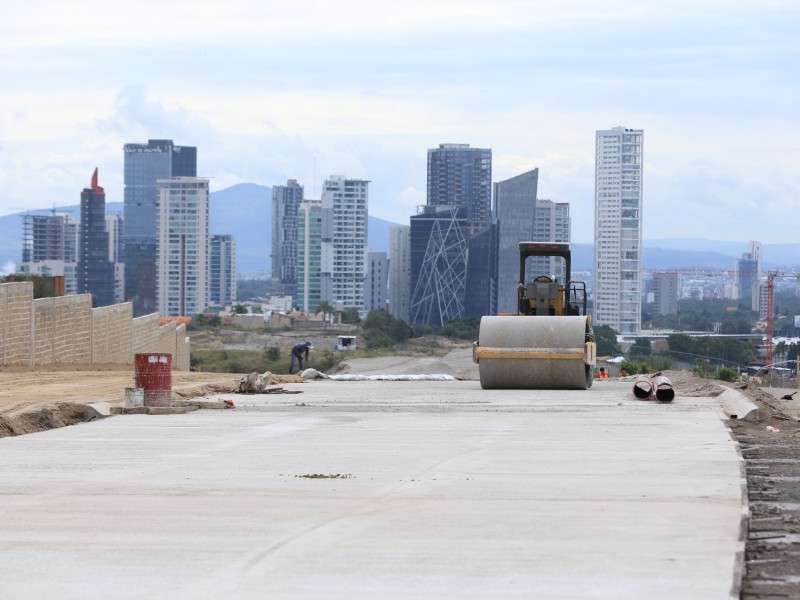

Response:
(475, 315), (596, 390)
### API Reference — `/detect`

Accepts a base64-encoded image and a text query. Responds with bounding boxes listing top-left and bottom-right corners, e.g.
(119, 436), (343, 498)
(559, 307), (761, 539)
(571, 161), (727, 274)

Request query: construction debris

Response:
(237, 371), (273, 393)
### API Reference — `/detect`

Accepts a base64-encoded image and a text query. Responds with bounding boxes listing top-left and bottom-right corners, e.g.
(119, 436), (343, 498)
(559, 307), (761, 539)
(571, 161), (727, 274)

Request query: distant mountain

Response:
(3, 184), (798, 276)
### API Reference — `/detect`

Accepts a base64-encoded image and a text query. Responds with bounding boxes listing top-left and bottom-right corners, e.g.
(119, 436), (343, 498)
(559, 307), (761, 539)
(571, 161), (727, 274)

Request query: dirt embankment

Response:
(0, 366), (241, 439)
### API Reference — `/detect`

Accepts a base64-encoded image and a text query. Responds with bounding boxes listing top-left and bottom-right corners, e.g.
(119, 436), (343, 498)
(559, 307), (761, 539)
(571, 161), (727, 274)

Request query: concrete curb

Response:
(718, 386), (759, 421)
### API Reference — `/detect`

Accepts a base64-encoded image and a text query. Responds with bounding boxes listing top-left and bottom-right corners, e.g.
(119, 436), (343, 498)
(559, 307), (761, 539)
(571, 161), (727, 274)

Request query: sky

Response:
(1, 0), (798, 244)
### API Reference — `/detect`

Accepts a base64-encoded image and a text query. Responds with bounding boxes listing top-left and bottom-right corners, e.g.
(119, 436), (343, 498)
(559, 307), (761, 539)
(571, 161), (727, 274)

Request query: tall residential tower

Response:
(78, 168), (115, 307)
(594, 127), (643, 335)
(271, 179), (303, 299)
(123, 139), (196, 315)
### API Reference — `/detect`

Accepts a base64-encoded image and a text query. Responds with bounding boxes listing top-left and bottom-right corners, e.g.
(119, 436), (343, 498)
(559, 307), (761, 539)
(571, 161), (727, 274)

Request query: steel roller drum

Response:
(477, 315), (592, 390)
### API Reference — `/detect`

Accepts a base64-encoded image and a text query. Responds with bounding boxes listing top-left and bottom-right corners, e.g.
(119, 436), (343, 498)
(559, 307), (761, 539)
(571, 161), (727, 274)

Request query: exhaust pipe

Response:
(632, 376), (653, 400)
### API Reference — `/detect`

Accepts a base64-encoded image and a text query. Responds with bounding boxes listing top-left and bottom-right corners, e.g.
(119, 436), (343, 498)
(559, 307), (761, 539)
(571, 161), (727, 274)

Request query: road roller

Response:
(473, 242), (596, 390)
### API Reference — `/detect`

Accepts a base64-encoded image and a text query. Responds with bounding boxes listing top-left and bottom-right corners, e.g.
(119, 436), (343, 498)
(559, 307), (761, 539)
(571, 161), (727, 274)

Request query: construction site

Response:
(2, 278), (800, 598)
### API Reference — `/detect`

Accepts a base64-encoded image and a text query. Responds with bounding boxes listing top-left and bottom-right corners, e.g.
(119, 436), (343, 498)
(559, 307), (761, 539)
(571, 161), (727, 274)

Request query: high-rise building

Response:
(297, 200), (323, 313)
(78, 168), (115, 307)
(410, 206), (469, 326)
(105, 213), (125, 304)
(594, 126), (644, 335)
(123, 139), (197, 316)
(210, 234), (237, 307)
(320, 176), (369, 311)
(653, 272), (679, 316)
(463, 226), (495, 318)
(411, 144), (492, 325)
(156, 177), (209, 316)
(365, 252), (389, 313)
(492, 169), (538, 314)
(427, 143), (492, 233)
(19, 212), (79, 295)
(271, 180), (303, 299)
(388, 225), (411, 322)
(735, 241), (762, 306)
(531, 199), (571, 283)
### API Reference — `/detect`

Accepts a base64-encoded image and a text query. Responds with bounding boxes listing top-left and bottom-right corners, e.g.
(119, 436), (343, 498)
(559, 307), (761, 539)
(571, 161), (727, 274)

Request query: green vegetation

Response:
(666, 333), (756, 367)
(191, 346), (339, 374)
(642, 298), (758, 333)
(361, 309), (413, 349)
(593, 325), (623, 356)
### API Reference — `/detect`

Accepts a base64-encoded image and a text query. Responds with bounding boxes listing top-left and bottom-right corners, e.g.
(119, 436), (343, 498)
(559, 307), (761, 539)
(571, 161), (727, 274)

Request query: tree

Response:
(341, 308), (361, 324)
(593, 325), (620, 356)
(231, 304), (247, 314)
(317, 301), (335, 328)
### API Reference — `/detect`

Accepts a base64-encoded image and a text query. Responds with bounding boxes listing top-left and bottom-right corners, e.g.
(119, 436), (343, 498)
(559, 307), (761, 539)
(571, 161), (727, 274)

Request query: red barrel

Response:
(134, 353), (173, 407)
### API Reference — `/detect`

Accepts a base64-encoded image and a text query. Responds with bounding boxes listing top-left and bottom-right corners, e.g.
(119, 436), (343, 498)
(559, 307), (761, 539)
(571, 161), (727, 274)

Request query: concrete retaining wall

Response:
(92, 303), (133, 364)
(0, 283), (191, 370)
(1, 282), (34, 367)
(33, 295), (92, 365)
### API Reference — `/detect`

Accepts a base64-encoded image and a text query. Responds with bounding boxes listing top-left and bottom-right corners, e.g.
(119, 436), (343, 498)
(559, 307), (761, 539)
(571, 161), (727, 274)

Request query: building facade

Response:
(531, 199), (570, 284)
(156, 177), (209, 316)
(652, 272), (679, 316)
(210, 234), (237, 307)
(411, 143), (492, 325)
(78, 168), (115, 307)
(410, 206), (469, 326)
(365, 252), (389, 313)
(427, 143), (492, 234)
(320, 176), (369, 311)
(123, 139), (197, 316)
(271, 179), (303, 299)
(493, 168), (538, 314)
(388, 225), (411, 322)
(594, 126), (644, 335)
(20, 213), (79, 295)
(297, 200), (323, 313)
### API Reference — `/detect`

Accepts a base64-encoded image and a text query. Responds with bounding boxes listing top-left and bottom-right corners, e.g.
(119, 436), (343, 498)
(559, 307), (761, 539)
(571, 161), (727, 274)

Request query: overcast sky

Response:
(1, 0), (798, 243)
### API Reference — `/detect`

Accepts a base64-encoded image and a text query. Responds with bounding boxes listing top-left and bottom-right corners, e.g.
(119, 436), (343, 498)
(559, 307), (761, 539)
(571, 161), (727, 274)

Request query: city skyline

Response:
(1, 2), (797, 245)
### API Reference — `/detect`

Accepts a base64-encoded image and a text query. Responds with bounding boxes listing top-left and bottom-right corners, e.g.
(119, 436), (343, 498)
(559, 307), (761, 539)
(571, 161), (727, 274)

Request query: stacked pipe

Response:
(631, 374), (674, 403)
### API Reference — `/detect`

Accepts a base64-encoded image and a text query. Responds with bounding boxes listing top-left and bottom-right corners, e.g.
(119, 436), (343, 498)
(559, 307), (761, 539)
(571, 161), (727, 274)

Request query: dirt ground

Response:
(0, 365), (241, 437)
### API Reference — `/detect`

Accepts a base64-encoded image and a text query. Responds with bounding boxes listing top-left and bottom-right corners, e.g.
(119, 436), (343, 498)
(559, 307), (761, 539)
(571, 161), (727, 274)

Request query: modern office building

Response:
(594, 126), (644, 335)
(463, 226), (495, 318)
(123, 139), (197, 316)
(492, 168), (538, 314)
(388, 225), (411, 322)
(155, 177), (209, 316)
(411, 143), (492, 325)
(271, 180), (303, 299)
(427, 143), (492, 234)
(210, 234), (237, 307)
(77, 168), (115, 307)
(410, 206), (469, 326)
(364, 252), (389, 313)
(320, 176), (369, 311)
(652, 272), (679, 316)
(531, 199), (570, 284)
(297, 200), (323, 313)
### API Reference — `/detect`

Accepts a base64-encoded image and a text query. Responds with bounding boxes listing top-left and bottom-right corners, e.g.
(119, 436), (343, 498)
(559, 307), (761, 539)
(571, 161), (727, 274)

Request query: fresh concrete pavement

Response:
(0, 379), (747, 599)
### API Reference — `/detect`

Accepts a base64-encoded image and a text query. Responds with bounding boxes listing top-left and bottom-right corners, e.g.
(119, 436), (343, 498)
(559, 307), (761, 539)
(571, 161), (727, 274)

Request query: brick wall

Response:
(91, 303), (133, 364)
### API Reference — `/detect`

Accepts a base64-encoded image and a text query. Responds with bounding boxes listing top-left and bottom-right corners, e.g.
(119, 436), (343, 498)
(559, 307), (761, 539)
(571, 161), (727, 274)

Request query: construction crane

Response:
(765, 272), (800, 367)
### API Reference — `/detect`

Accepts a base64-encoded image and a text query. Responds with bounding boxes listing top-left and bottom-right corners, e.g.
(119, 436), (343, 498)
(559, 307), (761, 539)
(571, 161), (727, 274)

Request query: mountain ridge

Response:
(2, 183), (798, 275)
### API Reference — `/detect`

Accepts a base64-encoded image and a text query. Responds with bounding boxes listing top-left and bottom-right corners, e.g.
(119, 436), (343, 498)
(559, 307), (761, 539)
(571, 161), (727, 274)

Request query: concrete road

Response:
(0, 380), (745, 599)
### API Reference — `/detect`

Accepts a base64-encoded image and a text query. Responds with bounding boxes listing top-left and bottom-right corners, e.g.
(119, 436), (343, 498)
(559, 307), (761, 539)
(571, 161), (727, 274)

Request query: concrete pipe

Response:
(475, 315), (595, 390)
(652, 375), (674, 402)
(632, 376), (653, 400)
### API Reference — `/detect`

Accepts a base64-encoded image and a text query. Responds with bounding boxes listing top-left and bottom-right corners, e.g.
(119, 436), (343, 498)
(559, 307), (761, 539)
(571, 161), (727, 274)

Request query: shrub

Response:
(715, 367), (738, 382)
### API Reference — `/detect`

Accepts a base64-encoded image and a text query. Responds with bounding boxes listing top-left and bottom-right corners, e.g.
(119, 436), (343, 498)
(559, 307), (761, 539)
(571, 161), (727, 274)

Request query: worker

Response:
(289, 341), (313, 374)
(597, 367), (609, 379)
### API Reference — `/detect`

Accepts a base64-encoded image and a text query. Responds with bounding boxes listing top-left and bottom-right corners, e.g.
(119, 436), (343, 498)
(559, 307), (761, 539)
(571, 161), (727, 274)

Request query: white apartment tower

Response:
(531, 199), (571, 283)
(594, 126), (644, 335)
(156, 177), (209, 316)
(320, 176), (369, 311)
(388, 225), (411, 322)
